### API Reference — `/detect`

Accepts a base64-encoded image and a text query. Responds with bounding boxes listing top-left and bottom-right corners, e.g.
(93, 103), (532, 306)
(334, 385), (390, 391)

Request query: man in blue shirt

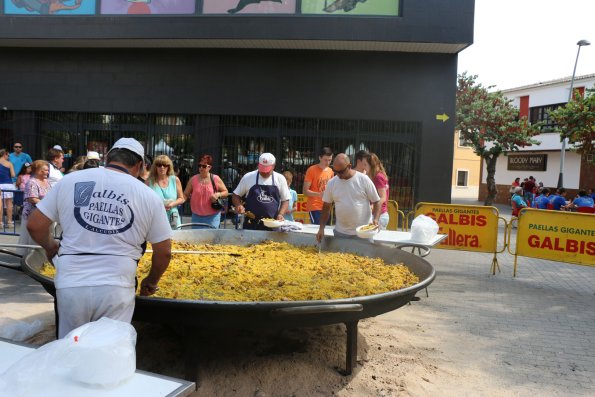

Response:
(570, 190), (594, 209)
(548, 188), (568, 211)
(9, 142), (33, 182)
(532, 188), (550, 209)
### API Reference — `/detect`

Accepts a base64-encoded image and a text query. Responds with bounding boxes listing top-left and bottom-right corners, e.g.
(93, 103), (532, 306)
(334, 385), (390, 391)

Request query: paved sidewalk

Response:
(382, 232), (595, 396)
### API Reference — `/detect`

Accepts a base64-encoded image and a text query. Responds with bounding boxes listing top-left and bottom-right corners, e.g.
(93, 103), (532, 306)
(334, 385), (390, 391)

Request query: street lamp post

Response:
(557, 39), (591, 189)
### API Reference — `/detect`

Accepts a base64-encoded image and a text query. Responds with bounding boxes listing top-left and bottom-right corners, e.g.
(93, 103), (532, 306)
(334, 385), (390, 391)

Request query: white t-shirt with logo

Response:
(233, 170), (291, 202)
(322, 172), (380, 235)
(36, 167), (172, 289)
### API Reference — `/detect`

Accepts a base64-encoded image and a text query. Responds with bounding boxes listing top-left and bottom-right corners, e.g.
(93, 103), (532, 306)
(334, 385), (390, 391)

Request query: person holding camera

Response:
(184, 154), (228, 229)
(147, 155), (185, 230)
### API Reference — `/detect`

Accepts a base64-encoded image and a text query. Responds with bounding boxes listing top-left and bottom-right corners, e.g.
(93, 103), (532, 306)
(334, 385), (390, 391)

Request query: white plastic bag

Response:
(410, 215), (439, 244)
(0, 318), (44, 342)
(0, 317), (137, 397)
(65, 317), (137, 387)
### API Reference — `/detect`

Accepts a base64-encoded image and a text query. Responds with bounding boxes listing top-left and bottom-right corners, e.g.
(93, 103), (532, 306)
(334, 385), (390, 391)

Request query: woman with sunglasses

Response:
(147, 155), (185, 229)
(183, 154), (228, 229)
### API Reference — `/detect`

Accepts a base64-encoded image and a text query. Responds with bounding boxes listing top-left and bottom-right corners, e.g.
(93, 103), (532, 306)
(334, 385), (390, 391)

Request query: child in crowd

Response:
(283, 170), (298, 222)
(16, 162), (32, 191)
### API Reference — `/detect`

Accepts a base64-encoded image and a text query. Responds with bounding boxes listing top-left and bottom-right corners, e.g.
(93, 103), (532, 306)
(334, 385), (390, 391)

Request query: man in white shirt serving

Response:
(27, 138), (172, 338)
(316, 153), (381, 242)
(232, 153), (290, 230)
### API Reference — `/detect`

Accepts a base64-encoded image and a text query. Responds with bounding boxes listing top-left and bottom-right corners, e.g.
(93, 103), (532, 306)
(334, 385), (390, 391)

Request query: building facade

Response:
(451, 131), (481, 200)
(478, 74), (595, 204)
(0, 0), (474, 210)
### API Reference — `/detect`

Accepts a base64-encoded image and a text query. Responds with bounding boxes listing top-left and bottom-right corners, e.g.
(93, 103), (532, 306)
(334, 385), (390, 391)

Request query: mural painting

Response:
(202, 0), (296, 15)
(100, 0), (196, 15)
(301, 0), (399, 15)
(5, 0), (96, 14)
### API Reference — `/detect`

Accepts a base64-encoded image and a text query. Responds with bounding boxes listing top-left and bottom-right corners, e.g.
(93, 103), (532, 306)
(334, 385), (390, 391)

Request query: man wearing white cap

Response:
(27, 137), (172, 338)
(232, 153), (290, 230)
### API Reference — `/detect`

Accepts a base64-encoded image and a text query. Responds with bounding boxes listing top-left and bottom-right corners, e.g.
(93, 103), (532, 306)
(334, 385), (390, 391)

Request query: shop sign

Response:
(415, 203), (499, 253)
(516, 209), (595, 266)
(507, 154), (547, 171)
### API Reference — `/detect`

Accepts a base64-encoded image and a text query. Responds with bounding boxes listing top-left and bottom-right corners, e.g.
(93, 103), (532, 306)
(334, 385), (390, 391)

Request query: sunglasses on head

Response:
(198, 164), (210, 169)
(333, 164), (351, 174)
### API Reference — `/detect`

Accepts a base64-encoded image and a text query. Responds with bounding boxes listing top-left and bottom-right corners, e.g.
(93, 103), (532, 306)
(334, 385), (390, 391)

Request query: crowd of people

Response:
(1, 144), (395, 237)
(509, 175), (595, 216)
(0, 138), (393, 338)
(7, 138), (594, 340)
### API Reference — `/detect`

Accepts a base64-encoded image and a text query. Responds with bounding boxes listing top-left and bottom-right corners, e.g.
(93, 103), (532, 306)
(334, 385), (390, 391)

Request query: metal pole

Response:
(557, 40), (590, 188)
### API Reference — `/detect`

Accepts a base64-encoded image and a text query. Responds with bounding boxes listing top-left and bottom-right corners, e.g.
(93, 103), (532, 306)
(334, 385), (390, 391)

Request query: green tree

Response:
(456, 73), (542, 206)
(549, 88), (595, 163)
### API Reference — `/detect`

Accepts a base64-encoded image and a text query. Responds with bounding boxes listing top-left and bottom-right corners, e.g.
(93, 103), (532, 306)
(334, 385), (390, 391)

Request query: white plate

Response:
(356, 224), (379, 239)
(263, 219), (285, 228)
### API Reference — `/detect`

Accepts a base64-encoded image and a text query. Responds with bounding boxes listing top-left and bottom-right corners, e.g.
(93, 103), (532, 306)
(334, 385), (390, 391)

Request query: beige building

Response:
(451, 131), (482, 200)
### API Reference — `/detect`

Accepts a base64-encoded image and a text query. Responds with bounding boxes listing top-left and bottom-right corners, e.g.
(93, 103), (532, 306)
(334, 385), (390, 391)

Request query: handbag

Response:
(210, 174), (225, 210)
(169, 211), (179, 229)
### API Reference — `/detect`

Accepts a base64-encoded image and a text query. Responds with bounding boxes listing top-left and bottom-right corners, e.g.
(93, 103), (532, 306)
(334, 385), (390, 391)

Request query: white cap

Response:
(258, 153), (276, 173)
(86, 151), (100, 160)
(53, 145), (63, 151)
(108, 138), (145, 161)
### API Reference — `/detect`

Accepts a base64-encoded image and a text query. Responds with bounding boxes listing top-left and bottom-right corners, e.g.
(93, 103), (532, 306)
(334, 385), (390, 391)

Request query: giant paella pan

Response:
(22, 229), (436, 375)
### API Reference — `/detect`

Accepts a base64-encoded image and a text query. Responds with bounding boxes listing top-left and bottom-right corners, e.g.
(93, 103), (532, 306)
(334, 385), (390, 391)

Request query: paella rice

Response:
(40, 240), (419, 302)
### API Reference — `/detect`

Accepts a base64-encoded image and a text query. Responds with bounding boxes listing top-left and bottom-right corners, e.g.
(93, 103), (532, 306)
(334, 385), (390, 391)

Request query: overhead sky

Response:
(457, 0), (595, 91)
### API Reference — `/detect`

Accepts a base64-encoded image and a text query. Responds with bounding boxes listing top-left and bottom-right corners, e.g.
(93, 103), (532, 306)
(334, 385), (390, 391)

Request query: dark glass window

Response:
(458, 131), (473, 147)
(457, 170), (468, 187)
(529, 103), (565, 132)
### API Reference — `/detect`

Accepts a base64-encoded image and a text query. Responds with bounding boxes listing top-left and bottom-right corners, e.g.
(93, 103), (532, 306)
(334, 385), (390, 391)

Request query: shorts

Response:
(378, 212), (390, 230)
(309, 210), (330, 225)
(0, 183), (16, 199)
(191, 212), (221, 229)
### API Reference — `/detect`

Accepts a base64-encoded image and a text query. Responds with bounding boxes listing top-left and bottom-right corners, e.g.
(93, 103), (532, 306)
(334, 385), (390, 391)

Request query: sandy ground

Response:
(17, 310), (450, 397)
(132, 317), (433, 397)
(15, 295), (554, 397)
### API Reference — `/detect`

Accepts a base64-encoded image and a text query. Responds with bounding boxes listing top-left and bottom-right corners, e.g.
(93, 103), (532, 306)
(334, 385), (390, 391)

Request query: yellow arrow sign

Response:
(436, 113), (449, 123)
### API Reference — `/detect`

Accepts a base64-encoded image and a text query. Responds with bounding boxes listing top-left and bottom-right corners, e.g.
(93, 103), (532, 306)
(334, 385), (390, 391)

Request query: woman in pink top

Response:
(183, 154), (228, 229)
(17, 160), (51, 252)
(369, 153), (390, 230)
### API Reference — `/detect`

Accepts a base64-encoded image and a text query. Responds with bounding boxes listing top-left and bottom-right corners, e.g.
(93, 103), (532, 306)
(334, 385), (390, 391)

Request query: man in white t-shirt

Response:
(28, 138), (172, 338)
(316, 153), (381, 242)
(47, 147), (64, 187)
(232, 153), (290, 230)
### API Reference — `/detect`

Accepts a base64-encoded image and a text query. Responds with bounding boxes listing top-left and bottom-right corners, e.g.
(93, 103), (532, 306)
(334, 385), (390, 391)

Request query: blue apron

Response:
(243, 172), (281, 230)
